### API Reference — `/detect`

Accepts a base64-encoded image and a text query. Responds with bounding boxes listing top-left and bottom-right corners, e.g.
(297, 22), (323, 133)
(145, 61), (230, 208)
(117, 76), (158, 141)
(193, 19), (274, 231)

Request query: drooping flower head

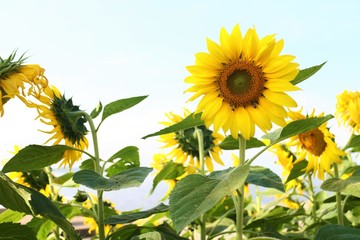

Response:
(24, 85), (88, 168)
(336, 90), (360, 134)
(287, 108), (345, 180)
(0, 51), (48, 116)
(159, 109), (224, 172)
(185, 24), (300, 139)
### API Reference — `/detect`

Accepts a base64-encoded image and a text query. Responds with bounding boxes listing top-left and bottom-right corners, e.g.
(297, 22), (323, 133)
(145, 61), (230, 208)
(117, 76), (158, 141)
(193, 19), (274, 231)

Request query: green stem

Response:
(195, 128), (206, 240)
(236, 135), (246, 240)
(82, 112), (106, 240)
(333, 164), (344, 225)
(307, 174), (317, 222)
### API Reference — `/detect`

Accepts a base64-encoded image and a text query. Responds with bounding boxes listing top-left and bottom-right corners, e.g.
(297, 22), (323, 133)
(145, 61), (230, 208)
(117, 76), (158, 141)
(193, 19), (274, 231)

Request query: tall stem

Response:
(44, 167), (60, 240)
(195, 128), (206, 240)
(236, 135), (246, 240)
(307, 174), (317, 222)
(334, 164), (344, 225)
(82, 112), (105, 240)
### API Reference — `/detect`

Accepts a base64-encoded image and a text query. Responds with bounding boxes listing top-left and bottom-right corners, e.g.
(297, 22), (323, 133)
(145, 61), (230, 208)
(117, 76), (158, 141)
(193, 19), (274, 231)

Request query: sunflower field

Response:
(1, 23), (360, 240)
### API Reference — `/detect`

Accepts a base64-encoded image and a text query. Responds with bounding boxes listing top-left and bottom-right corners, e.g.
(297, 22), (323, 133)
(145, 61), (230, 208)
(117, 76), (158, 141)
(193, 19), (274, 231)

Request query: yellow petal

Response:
(263, 90), (298, 107)
(265, 81), (301, 92)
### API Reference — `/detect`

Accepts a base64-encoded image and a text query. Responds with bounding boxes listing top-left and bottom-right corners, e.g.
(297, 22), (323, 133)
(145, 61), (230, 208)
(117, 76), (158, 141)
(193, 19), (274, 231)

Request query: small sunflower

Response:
(159, 109), (224, 172)
(287, 109), (345, 179)
(0, 51), (48, 116)
(185, 24), (300, 140)
(24, 85), (88, 168)
(336, 90), (360, 134)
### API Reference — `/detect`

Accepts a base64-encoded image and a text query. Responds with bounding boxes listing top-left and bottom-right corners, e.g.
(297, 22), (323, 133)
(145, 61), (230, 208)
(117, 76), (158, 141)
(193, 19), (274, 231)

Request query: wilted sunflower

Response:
(0, 51), (48, 116)
(159, 109), (224, 172)
(287, 109), (345, 179)
(24, 85), (88, 168)
(336, 90), (360, 134)
(185, 24), (300, 139)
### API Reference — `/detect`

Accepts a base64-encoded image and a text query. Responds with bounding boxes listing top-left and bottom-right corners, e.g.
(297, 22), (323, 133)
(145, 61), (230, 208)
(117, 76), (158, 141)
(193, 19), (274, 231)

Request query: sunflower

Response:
(0, 51), (48, 116)
(287, 109), (345, 179)
(336, 90), (360, 134)
(185, 24), (300, 140)
(159, 109), (224, 172)
(23, 85), (88, 168)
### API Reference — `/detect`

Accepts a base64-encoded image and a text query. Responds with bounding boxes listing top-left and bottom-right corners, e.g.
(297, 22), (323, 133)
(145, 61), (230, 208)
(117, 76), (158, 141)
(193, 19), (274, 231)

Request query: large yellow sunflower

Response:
(0, 52), (48, 116)
(336, 90), (360, 134)
(24, 85), (88, 168)
(185, 24), (300, 139)
(159, 109), (224, 172)
(287, 109), (345, 179)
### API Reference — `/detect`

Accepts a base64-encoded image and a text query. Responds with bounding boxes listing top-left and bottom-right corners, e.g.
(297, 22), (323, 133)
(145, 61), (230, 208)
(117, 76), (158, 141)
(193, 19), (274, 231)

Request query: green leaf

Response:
(0, 222), (37, 240)
(101, 95), (148, 122)
(291, 62), (326, 85)
(53, 172), (75, 185)
(152, 161), (185, 193)
(263, 115), (333, 144)
(79, 159), (95, 171)
(90, 101), (103, 119)
(106, 146), (140, 177)
(169, 164), (250, 232)
(142, 112), (203, 139)
(131, 232), (161, 240)
(344, 134), (360, 150)
(2, 145), (69, 173)
(0, 172), (80, 239)
(314, 224), (360, 240)
(285, 160), (308, 183)
(321, 176), (360, 197)
(105, 203), (169, 224)
(73, 167), (152, 191)
(246, 166), (284, 192)
(219, 136), (266, 150)
(0, 209), (25, 223)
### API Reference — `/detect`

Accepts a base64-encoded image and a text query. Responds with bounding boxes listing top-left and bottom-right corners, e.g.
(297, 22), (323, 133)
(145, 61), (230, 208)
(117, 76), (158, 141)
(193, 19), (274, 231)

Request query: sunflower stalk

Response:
(333, 163), (344, 226)
(195, 127), (206, 240)
(307, 174), (317, 222)
(236, 134), (246, 240)
(81, 111), (106, 240)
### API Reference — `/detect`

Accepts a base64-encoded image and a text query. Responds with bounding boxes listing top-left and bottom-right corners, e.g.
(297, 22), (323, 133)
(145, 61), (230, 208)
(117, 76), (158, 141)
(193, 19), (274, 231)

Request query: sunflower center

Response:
(175, 125), (215, 159)
(298, 129), (327, 156)
(218, 60), (266, 110)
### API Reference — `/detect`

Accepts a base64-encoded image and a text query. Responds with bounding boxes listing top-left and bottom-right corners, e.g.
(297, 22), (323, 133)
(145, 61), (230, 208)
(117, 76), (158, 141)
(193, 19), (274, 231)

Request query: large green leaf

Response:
(169, 164), (250, 232)
(0, 172), (80, 239)
(101, 95), (148, 122)
(151, 161), (185, 193)
(0, 222), (37, 240)
(314, 224), (360, 240)
(73, 167), (152, 191)
(106, 146), (140, 177)
(131, 232), (161, 240)
(246, 166), (284, 192)
(344, 134), (360, 151)
(142, 112), (203, 139)
(263, 115), (333, 144)
(2, 145), (69, 173)
(105, 203), (169, 224)
(321, 176), (360, 197)
(291, 62), (326, 85)
(285, 160), (308, 183)
(0, 209), (25, 223)
(218, 136), (266, 150)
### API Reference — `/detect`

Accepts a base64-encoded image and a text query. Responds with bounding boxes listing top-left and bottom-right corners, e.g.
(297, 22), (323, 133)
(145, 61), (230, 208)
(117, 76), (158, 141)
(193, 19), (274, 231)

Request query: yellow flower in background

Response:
(159, 109), (224, 172)
(0, 51), (48, 116)
(288, 109), (345, 179)
(185, 24), (299, 139)
(336, 90), (360, 134)
(23, 85), (88, 168)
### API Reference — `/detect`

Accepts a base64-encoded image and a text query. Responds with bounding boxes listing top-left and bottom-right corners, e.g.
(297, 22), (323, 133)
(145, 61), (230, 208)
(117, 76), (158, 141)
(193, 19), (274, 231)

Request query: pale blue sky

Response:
(1, 1), (359, 210)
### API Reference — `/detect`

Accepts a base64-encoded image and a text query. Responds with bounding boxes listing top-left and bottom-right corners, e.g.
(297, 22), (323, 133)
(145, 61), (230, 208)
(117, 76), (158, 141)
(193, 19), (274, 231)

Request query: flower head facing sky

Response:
(336, 90), (360, 134)
(0, 51), (48, 116)
(288, 109), (345, 179)
(25, 85), (88, 168)
(159, 109), (224, 172)
(185, 24), (300, 139)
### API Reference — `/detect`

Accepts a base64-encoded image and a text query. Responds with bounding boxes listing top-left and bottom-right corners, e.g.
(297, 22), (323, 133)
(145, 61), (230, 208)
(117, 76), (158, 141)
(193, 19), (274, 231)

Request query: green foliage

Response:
(90, 101), (103, 119)
(285, 160), (308, 183)
(151, 161), (185, 193)
(0, 209), (25, 223)
(169, 164), (250, 232)
(219, 136), (266, 150)
(246, 166), (285, 192)
(73, 167), (152, 191)
(321, 176), (360, 197)
(314, 224), (360, 240)
(344, 134), (360, 151)
(142, 112), (203, 139)
(291, 62), (326, 85)
(0, 222), (37, 240)
(2, 145), (69, 173)
(106, 146), (140, 177)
